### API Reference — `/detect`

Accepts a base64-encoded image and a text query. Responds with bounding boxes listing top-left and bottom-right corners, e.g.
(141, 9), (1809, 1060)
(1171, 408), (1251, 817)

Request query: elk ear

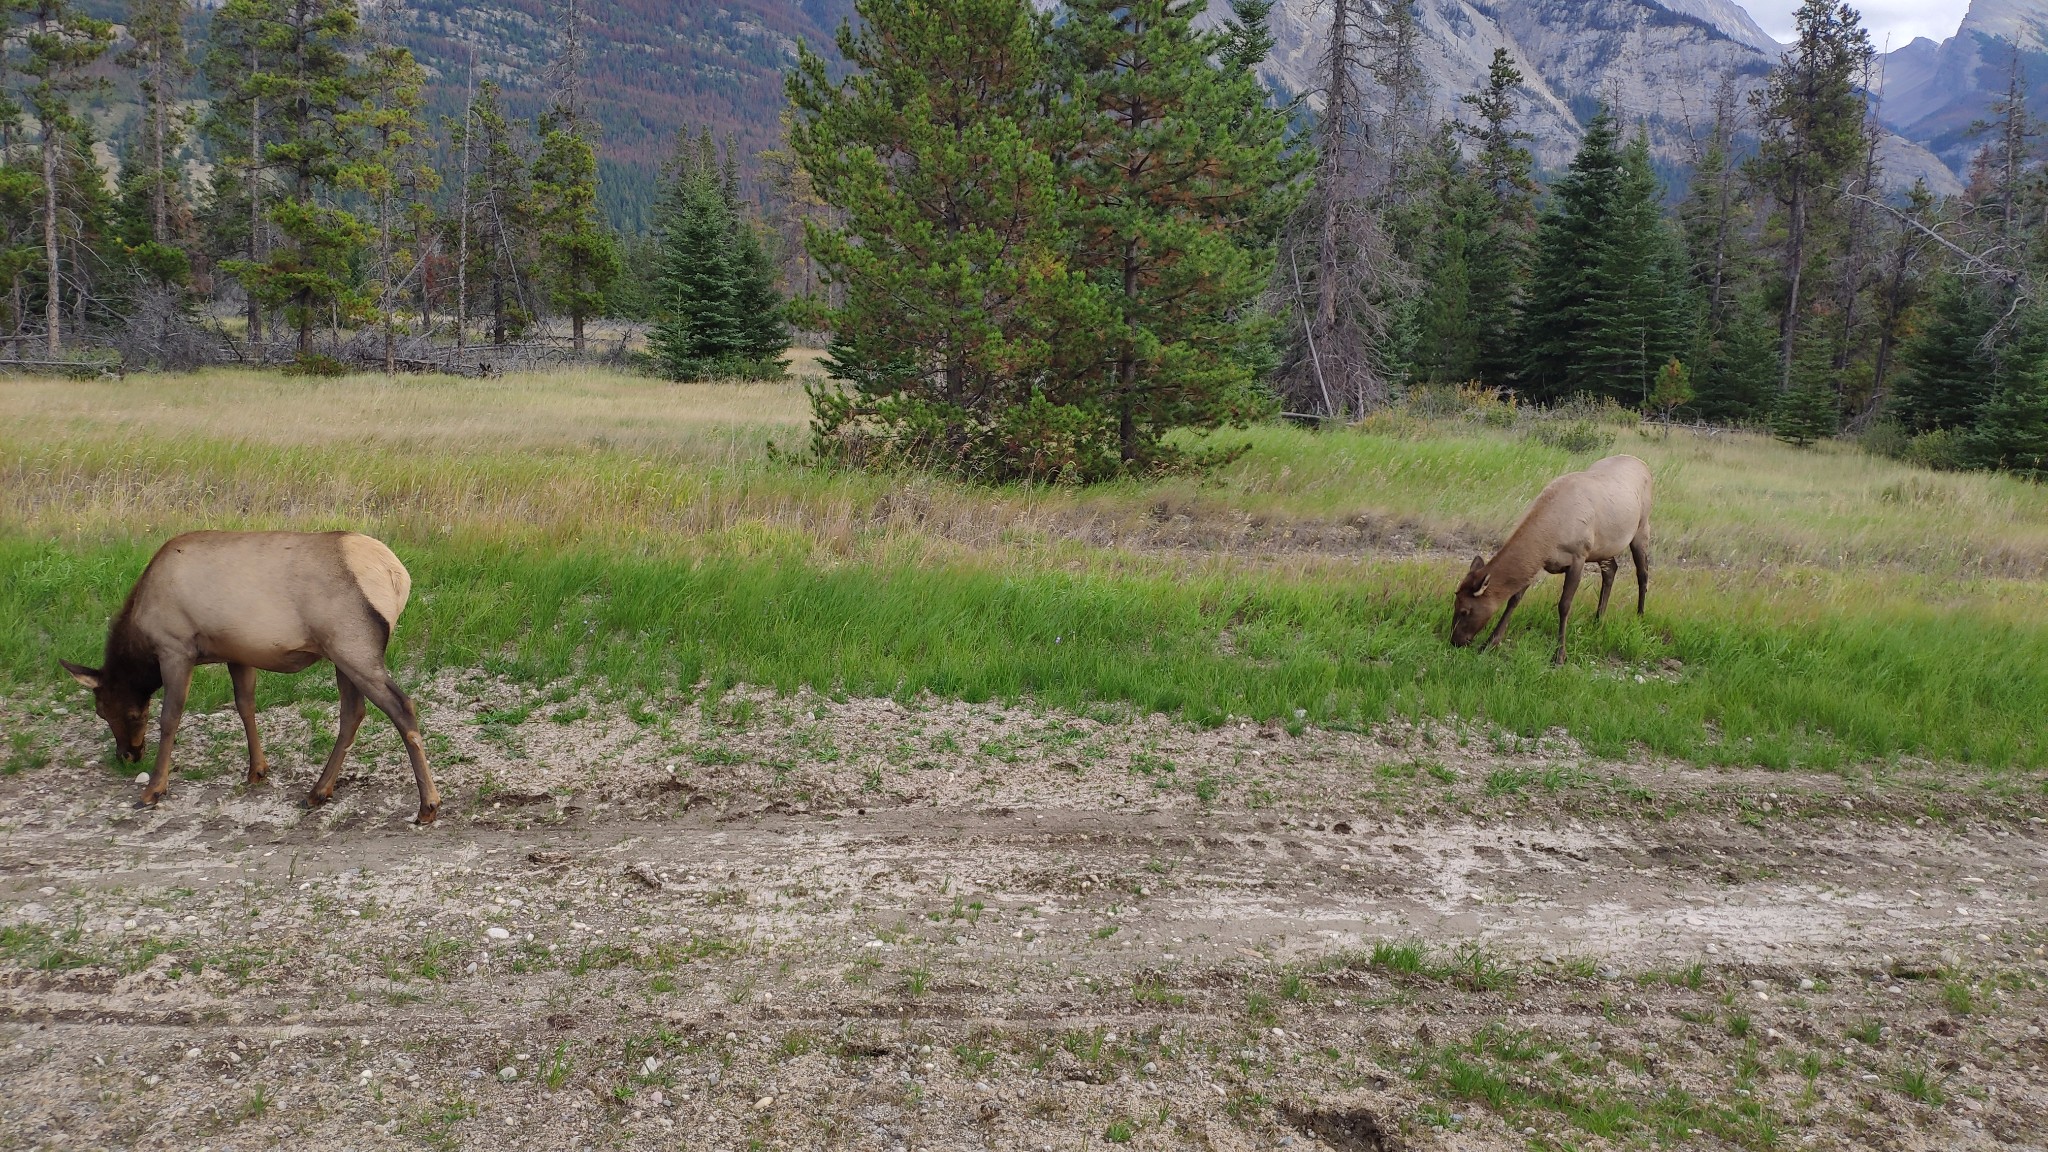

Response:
(59, 659), (102, 690)
(1468, 555), (1487, 573)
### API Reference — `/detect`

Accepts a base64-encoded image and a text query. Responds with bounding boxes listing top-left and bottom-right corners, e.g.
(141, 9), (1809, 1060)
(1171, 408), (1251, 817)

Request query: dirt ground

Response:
(2, 677), (2044, 1152)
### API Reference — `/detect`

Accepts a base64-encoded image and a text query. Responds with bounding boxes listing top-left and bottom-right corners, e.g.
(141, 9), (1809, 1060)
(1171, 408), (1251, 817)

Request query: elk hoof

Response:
(1551, 651), (1568, 667)
(413, 803), (440, 826)
(136, 788), (166, 809)
(305, 789), (333, 810)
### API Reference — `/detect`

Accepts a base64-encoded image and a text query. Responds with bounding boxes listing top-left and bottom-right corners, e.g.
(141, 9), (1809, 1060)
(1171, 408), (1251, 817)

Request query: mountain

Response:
(211, 0), (1991, 226)
(375, 0), (858, 229)
(1875, 0), (2048, 180)
(1258, 0), (1962, 195)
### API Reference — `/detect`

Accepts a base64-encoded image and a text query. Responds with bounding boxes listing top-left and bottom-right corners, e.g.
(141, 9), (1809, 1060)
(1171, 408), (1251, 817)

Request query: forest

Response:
(5, 0), (2045, 482)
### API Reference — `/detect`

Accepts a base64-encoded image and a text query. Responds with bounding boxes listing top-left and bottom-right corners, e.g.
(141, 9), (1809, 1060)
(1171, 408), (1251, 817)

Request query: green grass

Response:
(4, 369), (2047, 775)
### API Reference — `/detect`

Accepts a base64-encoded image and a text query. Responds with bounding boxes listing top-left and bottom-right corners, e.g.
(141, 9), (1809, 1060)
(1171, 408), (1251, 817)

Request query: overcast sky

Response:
(1745, 0), (1973, 48)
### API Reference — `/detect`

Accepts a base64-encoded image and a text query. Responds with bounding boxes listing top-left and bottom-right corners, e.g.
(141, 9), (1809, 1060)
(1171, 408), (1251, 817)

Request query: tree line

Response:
(778, 0), (2048, 481)
(3, 0), (781, 375)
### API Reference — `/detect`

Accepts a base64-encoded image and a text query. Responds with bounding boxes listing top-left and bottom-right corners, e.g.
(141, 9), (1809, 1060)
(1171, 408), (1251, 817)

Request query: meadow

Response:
(3, 361), (2045, 776)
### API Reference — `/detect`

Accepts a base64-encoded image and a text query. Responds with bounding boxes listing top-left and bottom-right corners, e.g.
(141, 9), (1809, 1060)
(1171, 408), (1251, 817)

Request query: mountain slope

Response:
(1876, 0), (2048, 179)
(1261, 0), (1960, 194)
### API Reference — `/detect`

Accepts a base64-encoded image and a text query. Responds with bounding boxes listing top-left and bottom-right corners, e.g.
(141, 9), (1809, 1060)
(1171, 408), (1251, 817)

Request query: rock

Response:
(1142, 1062), (1157, 1075)
(135, 772), (151, 785)
(498, 1066), (518, 1082)
(975, 1099), (1001, 1124)
(183, 1048), (201, 1061)
(627, 863), (664, 890)
(754, 1096), (774, 1110)
(1799, 978), (1816, 991)
(486, 927), (510, 940)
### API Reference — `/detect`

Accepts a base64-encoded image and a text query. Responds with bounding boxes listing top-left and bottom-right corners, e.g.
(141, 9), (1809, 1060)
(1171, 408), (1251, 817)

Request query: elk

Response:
(1450, 455), (1652, 665)
(59, 531), (441, 823)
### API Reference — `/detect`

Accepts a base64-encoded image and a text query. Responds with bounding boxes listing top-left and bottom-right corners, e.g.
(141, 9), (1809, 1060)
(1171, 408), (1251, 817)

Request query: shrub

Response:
(1524, 419), (1615, 455)
(1904, 428), (1967, 472)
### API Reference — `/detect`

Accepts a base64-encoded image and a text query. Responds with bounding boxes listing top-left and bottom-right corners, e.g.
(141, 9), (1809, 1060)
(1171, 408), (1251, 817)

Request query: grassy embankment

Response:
(2, 361), (2045, 777)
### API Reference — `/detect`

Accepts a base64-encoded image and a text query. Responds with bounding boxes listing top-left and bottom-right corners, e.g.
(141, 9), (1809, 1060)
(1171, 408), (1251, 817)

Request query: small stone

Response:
(144, 1074), (160, 1087)
(184, 1048), (202, 1061)
(1748, 979), (1769, 991)
(754, 1096), (774, 1110)
(1799, 978), (1816, 991)
(135, 772), (151, 785)
(498, 1066), (518, 1082)
(486, 927), (511, 940)
(1142, 1062), (1157, 1075)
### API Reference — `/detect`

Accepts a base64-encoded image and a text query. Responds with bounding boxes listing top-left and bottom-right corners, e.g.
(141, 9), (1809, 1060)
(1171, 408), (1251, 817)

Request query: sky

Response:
(1745, 0), (1973, 48)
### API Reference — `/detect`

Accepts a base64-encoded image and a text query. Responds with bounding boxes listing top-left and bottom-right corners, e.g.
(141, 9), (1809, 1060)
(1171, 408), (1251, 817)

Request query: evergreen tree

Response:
(121, 0), (193, 248)
(1968, 354), (2048, 479)
(1456, 48), (1536, 386)
(211, 0), (370, 358)
(450, 82), (534, 344)
(1773, 333), (1842, 445)
(199, 0), (279, 345)
(1057, 0), (1298, 469)
(341, 35), (435, 372)
(1521, 110), (1689, 403)
(1691, 299), (1780, 422)
(647, 131), (785, 380)
(1893, 273), (1997, 432)
(1750, 0), (1873, 390)
(531, 115), (619, 355)
(19, 0), (115, 354)
(789, 0), (1099, 480)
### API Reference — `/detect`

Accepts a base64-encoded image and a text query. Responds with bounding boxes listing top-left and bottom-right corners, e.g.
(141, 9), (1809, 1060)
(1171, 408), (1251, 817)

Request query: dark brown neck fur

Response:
(102, 599), (163, 700)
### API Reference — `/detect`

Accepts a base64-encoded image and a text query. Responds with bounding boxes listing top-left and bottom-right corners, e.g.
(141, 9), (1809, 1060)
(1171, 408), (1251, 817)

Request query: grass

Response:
(4, 368), (2047, 774)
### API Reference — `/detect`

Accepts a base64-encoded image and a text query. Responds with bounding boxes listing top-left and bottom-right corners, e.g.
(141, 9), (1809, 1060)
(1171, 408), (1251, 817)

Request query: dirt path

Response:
(2, 683), (2044, 1151)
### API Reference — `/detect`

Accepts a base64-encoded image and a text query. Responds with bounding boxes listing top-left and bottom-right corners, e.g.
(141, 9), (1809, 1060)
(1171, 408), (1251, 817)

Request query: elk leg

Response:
(1631, 538), (1650, 615)
(1480, 590), (1526, 651)
(1554, 560), (1584, 666)
(344, 662), (440, 825)
(307, 669), (365, 809)
(1594, 559), (1619, 622)
(140, 661), (193, 807)
(229, 663), (268, 785)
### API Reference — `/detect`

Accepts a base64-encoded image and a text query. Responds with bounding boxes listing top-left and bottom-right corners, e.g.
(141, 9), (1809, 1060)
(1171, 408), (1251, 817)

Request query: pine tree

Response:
(789, 0), (1098, 479)
(1893, 273), (1997, 432)
(210, 0), (371, 358)
(1057, 0), (1297, 469)
(1521, 110), (1689, 404)
(450, 82), (534, 345)
(199, 0), (279, 345)
(1456, 48), (1536, 386)
(531, 118), (619, 355)
(341, 34), (436, 372)
(1773, 333), (1842, 446)
(121, 0), (193, 248)
(19, 0), (115, 354)
(1967, 355), (2048, 479)
(647, 131), (785, 380)
(1750, 0), (1874, 391)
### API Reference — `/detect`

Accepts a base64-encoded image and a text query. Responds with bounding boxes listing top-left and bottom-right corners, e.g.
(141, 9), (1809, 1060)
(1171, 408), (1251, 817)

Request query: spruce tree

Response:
(121, 0), (193, 248)
(1773, 335), (1841, 446)
(1057, 0), (1297, 469)
(789, 0), (1098, 479)
(647, 132), (785, 380)
(531, 116), (620, 355)
(342, 36), (435, 372)
(1893, 274), (1997, 432)
(1750, 0), (1873, 390)
(1968, 356), (2048, 479)
(199, 0), (278, 345)
(449, 82), (534, 345)
(1457, 48), (1536, 386)
(211, 0), (371, 358)
(19, 0), (115, 354)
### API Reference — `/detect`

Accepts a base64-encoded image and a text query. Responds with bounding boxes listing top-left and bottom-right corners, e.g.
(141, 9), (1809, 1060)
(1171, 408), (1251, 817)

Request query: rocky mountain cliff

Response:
(1876, 0), (2048, 179)
(1257, 0), (1962, 195)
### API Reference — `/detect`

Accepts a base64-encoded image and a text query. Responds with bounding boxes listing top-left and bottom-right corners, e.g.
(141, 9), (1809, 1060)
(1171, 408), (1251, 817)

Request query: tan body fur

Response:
(61, 531), (440, 822)
(1451, 455), (1653, 665)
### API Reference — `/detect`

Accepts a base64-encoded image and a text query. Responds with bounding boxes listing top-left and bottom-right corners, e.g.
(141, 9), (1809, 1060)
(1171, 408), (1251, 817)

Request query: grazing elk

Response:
(1450, 455), (1652, 665)
(59, 531), (441, 823)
